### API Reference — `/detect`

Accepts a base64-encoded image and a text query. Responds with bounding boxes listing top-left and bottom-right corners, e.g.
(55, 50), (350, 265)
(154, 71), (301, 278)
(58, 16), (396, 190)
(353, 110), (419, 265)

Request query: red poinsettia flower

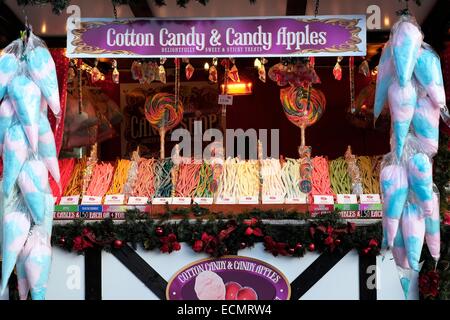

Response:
(444, 212), (450, 226)
(252, 228), (263, 237)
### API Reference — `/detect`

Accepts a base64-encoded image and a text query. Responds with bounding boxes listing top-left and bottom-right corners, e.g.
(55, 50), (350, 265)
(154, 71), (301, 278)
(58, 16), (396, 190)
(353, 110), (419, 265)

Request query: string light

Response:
(204, 62), (210, 70)
(254, 58), (262, 68)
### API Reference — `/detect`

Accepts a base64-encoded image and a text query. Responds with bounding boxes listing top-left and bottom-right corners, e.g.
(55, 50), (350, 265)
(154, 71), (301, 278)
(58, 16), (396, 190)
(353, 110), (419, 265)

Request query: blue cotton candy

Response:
(414, 48), (443, 87)
(0, 190), (30, 294)
(409, 155), (433, 202)
(3, 124), (28, 196)
(393, 121), (411, 160)
(17, 160), (49, 225)
(400, 277), (410, 300)
(425, 217), (440, 235)
(412, 109), (439, 140)
(0, 54), (19, 100)
(26, 45), (60, 116)
(384, 187), (409, 218)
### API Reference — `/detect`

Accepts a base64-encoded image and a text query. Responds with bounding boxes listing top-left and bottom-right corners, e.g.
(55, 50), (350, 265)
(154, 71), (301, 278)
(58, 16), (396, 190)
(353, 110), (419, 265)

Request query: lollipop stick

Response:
(160, 127), (166, 159)
(300, 125), (306, 147)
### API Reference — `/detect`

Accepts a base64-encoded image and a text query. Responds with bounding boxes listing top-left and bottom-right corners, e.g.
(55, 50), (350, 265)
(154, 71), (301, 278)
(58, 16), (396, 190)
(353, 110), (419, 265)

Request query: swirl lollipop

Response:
(145, 92), (183, 158)
(280, 86), (326, 146)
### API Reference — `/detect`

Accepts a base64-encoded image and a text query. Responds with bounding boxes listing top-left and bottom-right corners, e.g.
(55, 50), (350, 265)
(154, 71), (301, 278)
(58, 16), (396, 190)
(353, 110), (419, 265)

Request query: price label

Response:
(285, 195), (308, 204)
(193, 197), (214, 205)
(128, 196), (149, 205)
(215, 196), (236, 204)
(238, 196), (259, 204)
(360, 194), (381, 204)
(336, 194), (357, 204)
(81, 196), (102, 205)
(172, 197), (192, 205)
(152, 197), (172, 205)
(313, 195), (334, 205)
(262, 195), (285, 204)
(60, 195), (80, 205)
(218, 94), (233, 105)
(104, 194), (125, 205)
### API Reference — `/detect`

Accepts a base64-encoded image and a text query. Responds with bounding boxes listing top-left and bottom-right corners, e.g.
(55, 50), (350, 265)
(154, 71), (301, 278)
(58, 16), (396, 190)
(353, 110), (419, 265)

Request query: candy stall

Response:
(0, 0), (449, 302)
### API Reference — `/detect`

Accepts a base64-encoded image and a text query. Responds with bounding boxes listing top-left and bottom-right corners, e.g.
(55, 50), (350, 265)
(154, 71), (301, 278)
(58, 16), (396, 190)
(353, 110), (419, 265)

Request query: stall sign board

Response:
(166, 256), (290, 300)
(67, 15), (366, 58)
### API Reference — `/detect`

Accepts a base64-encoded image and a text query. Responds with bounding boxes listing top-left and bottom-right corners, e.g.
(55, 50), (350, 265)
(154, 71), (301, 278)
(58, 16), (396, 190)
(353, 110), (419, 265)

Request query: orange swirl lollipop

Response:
(145, 92), (183, 158)
(280, 86), (326, 146)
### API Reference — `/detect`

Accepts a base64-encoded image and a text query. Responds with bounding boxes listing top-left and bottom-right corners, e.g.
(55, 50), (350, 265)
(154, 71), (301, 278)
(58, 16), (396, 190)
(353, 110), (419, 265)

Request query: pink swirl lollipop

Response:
(145, 92), (183, 158)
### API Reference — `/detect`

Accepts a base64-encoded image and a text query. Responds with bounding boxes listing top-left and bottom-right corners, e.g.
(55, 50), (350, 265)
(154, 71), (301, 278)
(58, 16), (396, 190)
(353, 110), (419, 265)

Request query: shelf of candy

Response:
(54, 151), (383, 219)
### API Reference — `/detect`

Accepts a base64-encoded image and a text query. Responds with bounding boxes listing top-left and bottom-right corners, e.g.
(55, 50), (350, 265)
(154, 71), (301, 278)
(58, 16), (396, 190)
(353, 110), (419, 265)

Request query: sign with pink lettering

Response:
(67, 15), (366, 58)
(166, 256), (291, 300)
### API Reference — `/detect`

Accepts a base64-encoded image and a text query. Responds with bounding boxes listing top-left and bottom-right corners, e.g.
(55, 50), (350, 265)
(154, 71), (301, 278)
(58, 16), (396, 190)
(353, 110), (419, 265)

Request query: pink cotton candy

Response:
(425, 193), (440, 261)
(388, 80), (417, 160)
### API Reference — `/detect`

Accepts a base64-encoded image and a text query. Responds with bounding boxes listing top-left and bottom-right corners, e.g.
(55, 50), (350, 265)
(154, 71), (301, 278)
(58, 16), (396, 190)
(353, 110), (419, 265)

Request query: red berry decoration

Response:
(288, 248), (295, 255)
(363, 247), (370, 255)
(155, 227), (164, 236)
(308, 243), (315, 251)
(240, 242), (247, 249)
(368, 239), (378, 247)
(335, 239), (341, 245)
(59, 237), (66, 246)
(113, 239), (123, 249)
(295, 243), (303, 250)
(245, 227), (254, 236)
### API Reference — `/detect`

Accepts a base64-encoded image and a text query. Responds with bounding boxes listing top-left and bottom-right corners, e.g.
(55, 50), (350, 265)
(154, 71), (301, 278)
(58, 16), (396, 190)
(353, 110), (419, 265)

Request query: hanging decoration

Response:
(111, 59), (119, 84)
(0, 30), (61, 300)
(228, 64), (240, 83)
(131, 60), (144, 83)
(208, 65), (218, 83)
(375, 13), (443, 299)
(359, 58), (370, 77)
(333, 56), (343, 80)
(90, 59), (102, 83)
(268, 58), (320, 87)
(185, 59), (195, 80)
(349, 56), (356, 114)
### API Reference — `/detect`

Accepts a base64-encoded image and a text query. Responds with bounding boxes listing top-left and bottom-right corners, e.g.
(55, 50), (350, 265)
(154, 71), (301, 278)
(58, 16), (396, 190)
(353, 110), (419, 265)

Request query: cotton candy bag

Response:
(390, 15), (423, 87)
(0, 39), (21, 100)
(26, 32), (61, 119)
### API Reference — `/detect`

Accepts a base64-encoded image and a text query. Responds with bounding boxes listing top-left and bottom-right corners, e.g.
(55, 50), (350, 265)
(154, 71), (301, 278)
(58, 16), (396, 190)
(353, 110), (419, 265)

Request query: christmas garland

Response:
(5, 0), (257, 14)
(51, 210), (382, 258)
